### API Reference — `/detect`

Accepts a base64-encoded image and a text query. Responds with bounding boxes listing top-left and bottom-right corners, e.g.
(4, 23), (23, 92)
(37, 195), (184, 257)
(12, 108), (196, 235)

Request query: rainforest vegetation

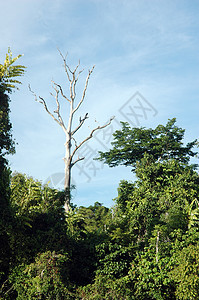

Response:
(0, 50), (199, 299)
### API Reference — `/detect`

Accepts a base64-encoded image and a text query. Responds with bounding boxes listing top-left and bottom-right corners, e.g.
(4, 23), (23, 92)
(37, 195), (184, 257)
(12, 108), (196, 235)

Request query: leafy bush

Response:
(10, 251), (75, 299)
(169, 244), (199, 299)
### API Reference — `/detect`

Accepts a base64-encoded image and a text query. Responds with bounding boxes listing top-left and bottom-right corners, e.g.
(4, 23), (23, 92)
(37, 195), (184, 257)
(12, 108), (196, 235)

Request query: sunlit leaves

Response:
(187, 198), (199, 229)
(10, 251), (72, 299)
(0, 48), (26, 92)
(10, 173), (62, 219)
(169, 244), (199, 299)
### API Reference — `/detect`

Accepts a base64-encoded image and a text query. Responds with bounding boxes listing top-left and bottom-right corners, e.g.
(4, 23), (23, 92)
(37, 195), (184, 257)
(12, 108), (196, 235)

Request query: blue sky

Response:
(1, 0), (199, 207)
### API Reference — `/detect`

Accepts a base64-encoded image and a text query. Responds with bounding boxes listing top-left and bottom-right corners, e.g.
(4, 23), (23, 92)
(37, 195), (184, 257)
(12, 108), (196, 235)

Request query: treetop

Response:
(97, 118), (198, 169)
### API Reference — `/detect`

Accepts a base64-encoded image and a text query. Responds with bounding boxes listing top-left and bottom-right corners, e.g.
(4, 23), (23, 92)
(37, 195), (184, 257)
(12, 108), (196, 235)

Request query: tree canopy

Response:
(97, 118), (198, 169)
(1, 117), (199, 299)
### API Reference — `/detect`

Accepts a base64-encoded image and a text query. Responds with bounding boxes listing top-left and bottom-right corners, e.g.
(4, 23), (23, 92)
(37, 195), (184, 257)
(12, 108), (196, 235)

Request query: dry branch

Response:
(71, 116), (115, 162)
(53, 81), (71, 103)
(73, 66), (95, 114)
(29, 85), (67, 133)
(72, 113), (89, 136)
(71, 156), (85, 167)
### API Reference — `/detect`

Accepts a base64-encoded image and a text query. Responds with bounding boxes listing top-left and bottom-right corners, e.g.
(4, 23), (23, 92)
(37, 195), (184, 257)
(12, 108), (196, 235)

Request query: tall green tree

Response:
(97, 118), (197, 169)
(84, 119), (199, 299)
(0, 91), (15, 280)
(0, 48), (25, 158)
(0, 48), (25, 289)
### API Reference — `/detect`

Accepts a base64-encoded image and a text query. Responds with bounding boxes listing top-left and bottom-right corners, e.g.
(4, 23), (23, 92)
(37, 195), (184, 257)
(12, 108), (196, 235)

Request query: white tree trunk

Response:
(64, 135), (71, 213)
(64, 164), (71, 213)
(30, 51), (114, 214)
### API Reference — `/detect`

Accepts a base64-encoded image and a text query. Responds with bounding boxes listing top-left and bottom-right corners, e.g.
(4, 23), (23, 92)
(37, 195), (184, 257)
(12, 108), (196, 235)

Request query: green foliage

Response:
(169, 244), (199, 299)
(0, 48), (26, 92)
(1, 118), (199, 299)
(0, 88), (15, 285)
(116, 180), (135, 212)
(111, 155), (199, 249)
(65, 207), (86, 239)
(10, 173), (64, 218)
(97, 118), (198, 169)
(0, 91), (15, 156)
(77, 202), (112, 233)
(95, 242), (133, 279)
(0, 162), (13, 285)
(63, 203), (112, 287)
(10, 251), (74, 300)
(0, 49), (25, 288)
(77, 274), (134, 300)
(91, 119), (199, 299)
(68, 238), (97, 286)
(187, 198), (199, 229)
(10, 173), (68, 266)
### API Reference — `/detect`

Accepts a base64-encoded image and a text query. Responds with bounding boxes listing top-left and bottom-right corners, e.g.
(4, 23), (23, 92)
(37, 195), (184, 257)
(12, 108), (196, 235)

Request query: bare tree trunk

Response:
(64, 169), (71, 213)
(29, 51), (114, 214)
(64, 139), (71, 213)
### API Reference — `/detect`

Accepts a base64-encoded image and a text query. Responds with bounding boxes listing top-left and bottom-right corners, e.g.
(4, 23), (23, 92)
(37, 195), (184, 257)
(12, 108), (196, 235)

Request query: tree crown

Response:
(97, 118), (198, 169)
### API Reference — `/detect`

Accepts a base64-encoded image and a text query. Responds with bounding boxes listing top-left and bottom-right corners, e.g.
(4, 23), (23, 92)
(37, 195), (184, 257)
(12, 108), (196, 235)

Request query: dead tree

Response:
(30, 51), (114, 213)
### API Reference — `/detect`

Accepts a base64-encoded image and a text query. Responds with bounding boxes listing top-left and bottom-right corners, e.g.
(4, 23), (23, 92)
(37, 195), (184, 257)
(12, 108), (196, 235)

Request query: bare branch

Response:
(38, 95), (61, 125)
(73, 59), (80, 73)
(66, 62), (74, 75)
(75, 69), (84, 83)
(51, 82), (66, 130)
(71, 67), (84, 102)
(71, 136), (78, 149)
(71, 156), (85, 167)
(29, 85), (66, 132)
(73, 65), (95, 114)
(71, 116), (115, 161)
(53, 81), (71, 103)
(72, 113), (89, 136)
(57, 49), (71, 82)
(51, 81), (60, 110)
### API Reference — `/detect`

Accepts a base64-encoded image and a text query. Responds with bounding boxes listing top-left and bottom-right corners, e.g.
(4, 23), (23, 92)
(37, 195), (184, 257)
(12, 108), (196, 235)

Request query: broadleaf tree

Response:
(97, 118), (198, 169)
(79, 119), (199, 299)
(30, 50), (114, 213)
